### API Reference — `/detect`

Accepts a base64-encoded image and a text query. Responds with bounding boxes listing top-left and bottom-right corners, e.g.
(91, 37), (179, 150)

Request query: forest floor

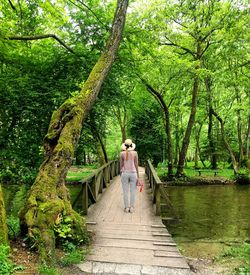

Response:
(11, 239), (242, 275)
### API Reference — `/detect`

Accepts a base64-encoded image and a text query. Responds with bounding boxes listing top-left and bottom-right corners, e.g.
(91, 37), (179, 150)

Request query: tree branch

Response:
(161, 36), (195, 57)
(68, 0), (109, 30)
(7, 34), (76, 55)
(8, 0), (17, 12)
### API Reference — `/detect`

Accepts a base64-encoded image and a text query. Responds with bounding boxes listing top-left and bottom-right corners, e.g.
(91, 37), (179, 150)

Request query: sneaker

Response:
(129, 207), (134, 213)
(124, 207), (129, 213)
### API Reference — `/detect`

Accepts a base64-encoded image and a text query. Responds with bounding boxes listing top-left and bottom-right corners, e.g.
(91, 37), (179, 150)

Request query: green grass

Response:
(38, 264), (60, 275)
(59, 241), (88, 267)
(66, 171), (92, 182)
(217, 243), (250, 274)
(59, 249), (87, 267)
(66, 164), (98, 182)
(157, 161), (248, 180)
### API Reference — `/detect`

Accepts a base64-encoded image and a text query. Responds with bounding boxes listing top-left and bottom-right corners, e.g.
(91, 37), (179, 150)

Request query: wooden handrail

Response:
(71, 160), (119, 215)
(145, 160), (165, 215)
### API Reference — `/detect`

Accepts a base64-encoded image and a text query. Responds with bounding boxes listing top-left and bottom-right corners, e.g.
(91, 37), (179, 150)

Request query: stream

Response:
(162, 185), (250, 243)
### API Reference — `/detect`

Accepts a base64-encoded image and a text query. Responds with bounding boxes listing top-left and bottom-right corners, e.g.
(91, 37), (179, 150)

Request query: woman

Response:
(120, 139), (139, 213)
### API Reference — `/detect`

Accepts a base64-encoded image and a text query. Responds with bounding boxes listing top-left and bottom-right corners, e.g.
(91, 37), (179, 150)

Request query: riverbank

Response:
(179, 241), (250, 274)
(165, 176), (235, 186)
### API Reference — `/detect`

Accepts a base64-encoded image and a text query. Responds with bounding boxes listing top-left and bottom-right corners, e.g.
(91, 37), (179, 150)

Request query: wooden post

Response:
(155, 184), (161, 216)
(82, 183), (88, 215)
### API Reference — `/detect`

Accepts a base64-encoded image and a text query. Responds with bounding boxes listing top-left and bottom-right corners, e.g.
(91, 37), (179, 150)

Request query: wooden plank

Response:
(154, 250), (183, 258)
(87, 246), (189, 269)
(153, 242), (177, 246)
(92, 238), (179, 252)
(94, 233), (174, 243)
(92, 228), (170, 236)
(86, 221), (97, 225)
(151, 224), (166, 228)
(152, 232), (171, 237)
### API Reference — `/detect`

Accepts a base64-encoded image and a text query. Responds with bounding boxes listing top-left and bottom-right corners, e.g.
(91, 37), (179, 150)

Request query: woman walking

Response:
(120, 139), (139, 213)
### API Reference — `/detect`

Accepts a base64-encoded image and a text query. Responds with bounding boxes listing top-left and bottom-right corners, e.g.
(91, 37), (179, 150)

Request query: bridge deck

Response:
(77, 167), (190, 274)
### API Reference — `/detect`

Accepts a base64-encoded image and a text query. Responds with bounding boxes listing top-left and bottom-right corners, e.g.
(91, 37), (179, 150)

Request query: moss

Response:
(0, 184), (8, 245)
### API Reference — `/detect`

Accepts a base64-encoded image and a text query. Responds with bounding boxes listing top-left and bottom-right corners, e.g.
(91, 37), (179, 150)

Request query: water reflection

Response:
(163, 185), (250, 242)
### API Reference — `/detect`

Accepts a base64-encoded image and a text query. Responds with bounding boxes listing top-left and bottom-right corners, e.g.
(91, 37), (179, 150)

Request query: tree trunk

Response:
(140, 79), (174, 177)
(176, 74), (199, 176)
(20, 0), (129, 263)
(113, 106), (127, 143)
(211, 108), (239, 174)
(0, 184), (8, 245)
(244, 115), (250, 171)
(174, 109), (181, 166)
(194, 123), (203, 169)
(88, 120), (108, 165)
(235, 88), (243, 166)
(205, 77), (217, 169)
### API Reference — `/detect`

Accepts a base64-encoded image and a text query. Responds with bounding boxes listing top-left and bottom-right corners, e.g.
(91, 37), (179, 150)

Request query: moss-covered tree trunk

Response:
(0, 184), (8, 245)
(20, 0), (129, 263)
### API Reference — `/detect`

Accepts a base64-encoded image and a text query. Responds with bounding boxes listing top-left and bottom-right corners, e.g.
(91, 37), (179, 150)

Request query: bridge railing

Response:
(71, 160), (119, 215)
(145, 160), (170, 215)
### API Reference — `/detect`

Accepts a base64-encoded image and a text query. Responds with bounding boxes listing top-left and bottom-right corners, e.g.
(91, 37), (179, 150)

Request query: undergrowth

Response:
(217, 243), (250, 274)
(0, 244), (24, 275)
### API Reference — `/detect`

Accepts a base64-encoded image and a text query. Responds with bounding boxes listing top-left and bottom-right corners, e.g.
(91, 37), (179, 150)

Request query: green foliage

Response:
(219, 243), (250, 274)
(128, 92), (165, 166)
(59, 245), (87, 267)
(11, 185), (28, 216)
(59, 240), (87, 266)
(54, 213), (88, 246)
(54, 215), (73, 240)
(60, 250), (85, 266)
(234, 173), (250, 185)
(37, 264), (60, 275)
(0, 245), (24, 275)
(7, 215), (20, 239)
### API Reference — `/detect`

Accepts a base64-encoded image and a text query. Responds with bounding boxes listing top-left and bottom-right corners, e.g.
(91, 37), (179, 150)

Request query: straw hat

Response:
(121, 138), (136, 151)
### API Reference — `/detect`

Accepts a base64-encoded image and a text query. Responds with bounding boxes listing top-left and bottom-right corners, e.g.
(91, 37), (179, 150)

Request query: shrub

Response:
(7, 215), (20, 239)
(234, 173), (250, 185)
(38, 264), (60, 275)
(0, 245), (24, 274)
(59, 240), (87, 267)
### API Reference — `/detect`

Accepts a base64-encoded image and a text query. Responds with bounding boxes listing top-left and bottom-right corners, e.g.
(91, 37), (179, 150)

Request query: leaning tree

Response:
(19, 0), (129, 263)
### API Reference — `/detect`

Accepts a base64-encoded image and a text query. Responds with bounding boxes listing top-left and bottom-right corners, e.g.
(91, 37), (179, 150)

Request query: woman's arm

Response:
(134, 152), (139, 178)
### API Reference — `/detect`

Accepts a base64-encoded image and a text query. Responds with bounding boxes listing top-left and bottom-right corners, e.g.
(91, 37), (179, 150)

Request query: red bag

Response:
(136, 179), (144, 192)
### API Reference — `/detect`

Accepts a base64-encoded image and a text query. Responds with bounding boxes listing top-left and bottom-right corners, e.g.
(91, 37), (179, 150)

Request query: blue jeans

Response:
(121, 172), (137, 208)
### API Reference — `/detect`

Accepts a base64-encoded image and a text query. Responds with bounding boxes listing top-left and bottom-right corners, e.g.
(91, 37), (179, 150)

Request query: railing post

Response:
(146, 160), (164, 216)
(82, 183), (88, 215)
(155, 184), (161, 216)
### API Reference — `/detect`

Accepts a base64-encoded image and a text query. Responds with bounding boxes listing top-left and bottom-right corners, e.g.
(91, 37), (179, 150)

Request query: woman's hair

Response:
(125, 143), (132, 161)
(125, 150), (128, 161)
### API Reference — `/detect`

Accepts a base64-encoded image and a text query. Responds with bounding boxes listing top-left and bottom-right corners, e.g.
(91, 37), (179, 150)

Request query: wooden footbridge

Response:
(70, 160), (190, 274)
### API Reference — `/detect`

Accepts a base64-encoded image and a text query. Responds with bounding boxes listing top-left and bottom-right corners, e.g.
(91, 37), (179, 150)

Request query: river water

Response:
(163, 185), (250, 242)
